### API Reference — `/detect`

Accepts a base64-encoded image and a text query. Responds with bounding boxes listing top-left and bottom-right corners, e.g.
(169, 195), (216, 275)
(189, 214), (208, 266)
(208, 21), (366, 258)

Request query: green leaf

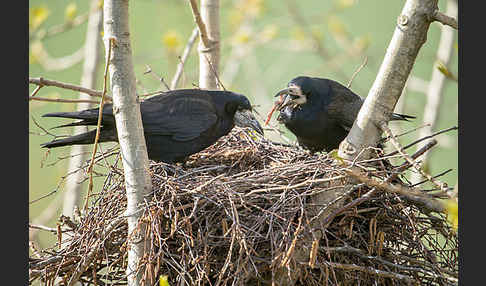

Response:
(328, 149), (344, 163)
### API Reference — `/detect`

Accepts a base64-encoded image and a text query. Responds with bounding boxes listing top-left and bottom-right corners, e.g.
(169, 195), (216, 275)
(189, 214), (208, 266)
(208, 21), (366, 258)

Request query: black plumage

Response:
(41, 89), (263, 163)
(274, 76), (414, 152)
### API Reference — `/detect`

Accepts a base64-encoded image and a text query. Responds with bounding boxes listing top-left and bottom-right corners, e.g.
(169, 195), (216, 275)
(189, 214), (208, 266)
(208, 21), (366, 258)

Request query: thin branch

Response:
(83, 37), (114, 212)
(30, 85), (43, 97)
(203, 54), (226, 90)
(384, 123), (431, 141)
(410, 168), (453, 188)
(29, 224), (58, 233)
(30, 115), (59, 138)
(29, 189), (58, 205)
(322, 140), (440, 227)
(144, 64), (171, 90)
(29, 96), (100, 104)
(324, 261), (414, 282)
(394, 139), (437, 173)
(347, 56), (368, 88)
(345, 165), (445, 213)
(385, 126), (458, 157)
(66, 216), (126, 286)
(29, 77), (111, 101)
(188, 0), (211, 48)
(432, 10), (458, 30)
(380, 122), (449, 194)
(170, 27), (199, 90)
(139, 90), (166, 98)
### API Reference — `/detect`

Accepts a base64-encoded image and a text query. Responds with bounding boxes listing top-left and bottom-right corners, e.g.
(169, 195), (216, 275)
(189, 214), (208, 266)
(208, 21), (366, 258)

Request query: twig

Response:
(432, 10), (458, 30)
(385, 126), (458, 157)
(188, 0), (211, 48)
(30, 115), (58, 137)
(29, 96), (100, 104)
(280, 209), (304, 267)
(322, 139), (439, 226)
(144, 65), (170, 90)
(345, 166), (445, 212)
(30, 85), (43, 97)
(66, 216), (126, 286)
(203, 54), (226, 90)
(170, 27), (199, 90)
(83, 37), (114, 212)
(29, 189), (57, 205)
(29, 224), (58, 233)
(380, 122), (448, 194)
(347, 56), (368, 88)
(324, 261), (414, 282)
(380, 123), (431, 143)
(139, 90), (166, 98)
(410, 168), (453, 188)
(29, 77), (111, 101)
(394, 139), (437, 173)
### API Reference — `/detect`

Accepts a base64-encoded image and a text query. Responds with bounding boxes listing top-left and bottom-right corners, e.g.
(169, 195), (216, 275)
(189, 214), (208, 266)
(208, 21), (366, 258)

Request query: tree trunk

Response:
(338, 0), (439, 161)
(103, 1), (152, 285)
(62, 0), (103, 218)
(198, 0), (220, 89)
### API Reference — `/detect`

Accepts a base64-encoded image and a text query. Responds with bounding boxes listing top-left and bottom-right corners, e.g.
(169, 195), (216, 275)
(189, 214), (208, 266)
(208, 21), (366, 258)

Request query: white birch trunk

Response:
(103, 1), (152, 285)
(198, 0), (220, 89)
(62, 0), (103, 218)
(338, 0), (439, 161)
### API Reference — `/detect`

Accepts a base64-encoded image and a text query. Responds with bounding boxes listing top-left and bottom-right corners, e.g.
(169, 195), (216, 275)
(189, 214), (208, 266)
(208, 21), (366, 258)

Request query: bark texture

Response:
(198, 0), (220, 89)
(103, 1), (152, 285)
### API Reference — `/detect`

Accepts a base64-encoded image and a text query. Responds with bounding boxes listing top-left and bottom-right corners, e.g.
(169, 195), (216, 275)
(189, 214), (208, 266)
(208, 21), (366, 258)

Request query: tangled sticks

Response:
(29, 127), (457, 285)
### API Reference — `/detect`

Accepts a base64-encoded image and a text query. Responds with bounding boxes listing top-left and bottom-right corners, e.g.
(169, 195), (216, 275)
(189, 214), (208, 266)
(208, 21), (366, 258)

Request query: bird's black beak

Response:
(274, 86), (301, 98)
(234, 109), (264, 135)
(274, 85), (306, 110)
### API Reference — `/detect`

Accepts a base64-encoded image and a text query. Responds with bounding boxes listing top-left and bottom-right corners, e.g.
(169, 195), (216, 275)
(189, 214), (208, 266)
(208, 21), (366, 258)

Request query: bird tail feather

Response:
(43, 111), (89, 120)
(40, 130), (98, 148)
(43, 111), (100, 129)
(391, 113), (416, 121)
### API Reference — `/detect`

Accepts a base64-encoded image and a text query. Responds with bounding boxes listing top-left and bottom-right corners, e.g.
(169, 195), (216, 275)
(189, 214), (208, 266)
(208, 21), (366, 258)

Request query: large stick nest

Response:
(29, 128), (458, 286)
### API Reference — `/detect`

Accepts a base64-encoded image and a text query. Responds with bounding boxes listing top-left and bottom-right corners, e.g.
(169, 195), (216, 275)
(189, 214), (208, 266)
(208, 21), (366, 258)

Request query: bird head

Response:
(273, 76), (317, 112)
(227, 93), (264, 136)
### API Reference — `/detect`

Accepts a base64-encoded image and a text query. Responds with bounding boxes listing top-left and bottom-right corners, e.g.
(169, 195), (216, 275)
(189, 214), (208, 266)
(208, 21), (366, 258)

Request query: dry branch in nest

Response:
(29, 127), (458, 286)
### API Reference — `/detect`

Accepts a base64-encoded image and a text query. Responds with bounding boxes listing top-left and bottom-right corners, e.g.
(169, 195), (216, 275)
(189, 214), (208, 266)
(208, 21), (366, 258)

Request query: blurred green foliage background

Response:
(29, 0), (458, 249)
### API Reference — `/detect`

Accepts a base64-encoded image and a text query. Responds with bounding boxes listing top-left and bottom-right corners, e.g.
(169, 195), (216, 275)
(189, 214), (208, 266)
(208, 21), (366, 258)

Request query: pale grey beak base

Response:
(234, 109), (264, 135)
(274, 85), (307, 111)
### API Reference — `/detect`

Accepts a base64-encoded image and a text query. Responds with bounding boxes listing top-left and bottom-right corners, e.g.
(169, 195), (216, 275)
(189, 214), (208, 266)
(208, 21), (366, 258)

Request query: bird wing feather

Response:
(140, 95), (218, 141)
(326, 81), (364, 131)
